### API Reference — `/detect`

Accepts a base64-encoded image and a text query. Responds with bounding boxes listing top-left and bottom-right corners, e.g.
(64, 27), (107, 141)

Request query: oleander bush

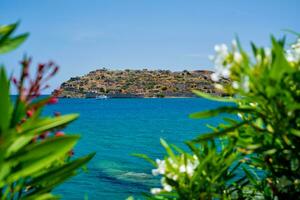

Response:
(139, 35), (300, 199)
(0, 22), (95, 200)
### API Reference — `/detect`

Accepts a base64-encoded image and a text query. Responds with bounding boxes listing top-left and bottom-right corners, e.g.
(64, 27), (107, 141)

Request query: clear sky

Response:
(1, 0), (299, 94)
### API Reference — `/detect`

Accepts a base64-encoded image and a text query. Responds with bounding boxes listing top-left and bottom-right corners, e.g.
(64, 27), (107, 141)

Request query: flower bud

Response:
(55, 131), (65, 137)
(26, 109), (34, 118)
(48, 97), (58, 104)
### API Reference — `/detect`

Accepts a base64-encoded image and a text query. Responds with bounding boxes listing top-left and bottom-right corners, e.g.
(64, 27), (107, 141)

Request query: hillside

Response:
(54, 69), (229, 98)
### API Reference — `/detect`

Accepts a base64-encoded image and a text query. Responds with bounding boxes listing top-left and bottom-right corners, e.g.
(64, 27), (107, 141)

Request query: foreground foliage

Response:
(139, 35), (300, 199)
(0, 22), (95, 199)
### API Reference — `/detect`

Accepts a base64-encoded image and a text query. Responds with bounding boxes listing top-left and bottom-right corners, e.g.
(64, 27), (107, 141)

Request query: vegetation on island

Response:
(136, 35), (300, 199)
(56, 69), (230, 98)
(0, 22), (94, 200)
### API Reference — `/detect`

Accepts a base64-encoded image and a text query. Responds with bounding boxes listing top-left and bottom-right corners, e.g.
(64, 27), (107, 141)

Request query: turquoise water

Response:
(43, 98), (224, 199)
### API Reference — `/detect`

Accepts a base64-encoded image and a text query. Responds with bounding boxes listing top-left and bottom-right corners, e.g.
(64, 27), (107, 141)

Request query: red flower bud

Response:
(40, 131), (49, 139)
(21, 118), (26, 123)
(31, 136), (38, 143)
(38, 64), (45, 72)
(48, 97), (58, 104)
(55, 131), (64, 137)
(26, 109), (34, 118)
(50, 66), (59, 76)
(12, 77), (18, 85)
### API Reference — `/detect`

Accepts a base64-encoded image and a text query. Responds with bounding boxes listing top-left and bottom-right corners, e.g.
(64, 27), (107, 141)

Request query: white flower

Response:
(211, 73), (220, 82)
(151, 188), (162, 194)
(152, 159), (166, 176)
(286, 50), (295, 62)
(186, 162), (194, 176)
(214, 44), (228, 56)
(168, 157), (178, 168)
(232, 81), (239, 89)
(286, 39), (300, 62)
(232, 76), (249, 92)
(179, 165), (186, 173)
(264, 48), (272, 58)
(291, 42), (300, 49)
(164, 184), (172, 192)
(232, 39), (238, 50)
(233, 52), (242, 63)
(210, 43), (231, 82)
(193, 155), (199, 166)
(160, 178), (173, 192)
(221, 67), (230, 78)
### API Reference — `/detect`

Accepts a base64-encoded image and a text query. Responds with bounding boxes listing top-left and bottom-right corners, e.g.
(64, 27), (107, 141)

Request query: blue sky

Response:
(1, 0), (299, 93)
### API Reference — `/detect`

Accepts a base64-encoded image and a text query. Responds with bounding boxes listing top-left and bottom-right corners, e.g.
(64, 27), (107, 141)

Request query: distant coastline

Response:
(53, 68), (229, 98)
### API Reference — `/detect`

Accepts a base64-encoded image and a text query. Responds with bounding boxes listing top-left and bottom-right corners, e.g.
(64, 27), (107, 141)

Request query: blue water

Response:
(43, 98), (224, 199)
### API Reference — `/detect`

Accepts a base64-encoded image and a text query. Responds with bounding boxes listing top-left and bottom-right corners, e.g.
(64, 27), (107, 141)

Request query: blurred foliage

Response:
(139, 35), (300, 199)
(0, 22), (95, 200)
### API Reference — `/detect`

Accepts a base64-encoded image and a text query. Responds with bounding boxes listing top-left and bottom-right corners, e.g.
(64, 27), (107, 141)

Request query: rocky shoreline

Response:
(53, 69), (229, 98)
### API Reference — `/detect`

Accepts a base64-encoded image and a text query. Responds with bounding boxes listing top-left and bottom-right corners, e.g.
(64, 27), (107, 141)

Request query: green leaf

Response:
(10, 99), (27, 128)
(242, 167), (258, 186)
(291, 129), (300, 137)
(282, 29), (300, 37)
(25, 114), (79, 132)
(132, 153), (156, 166)
(7, 114), (79, 156)
(23, 193), (60, 200)
(0, 33), (29, 54)
(0, 22), (18, 40)
(263, 149), (277, 155)
(192, 90), (237, 103)
(160, 138), (176, 161)
(6, 135), (80, 183)
(28, 153), (95, 187)
(185, 141), (202, 159)
(170, 144), (185, 154)
(269, 36), (292, 80)
(189, 106), (254, 119)
(250, 42), (258, 56)
(0, 67), (12, 134)
(28, 96), (52, 109)
(192, 120), (250, 142)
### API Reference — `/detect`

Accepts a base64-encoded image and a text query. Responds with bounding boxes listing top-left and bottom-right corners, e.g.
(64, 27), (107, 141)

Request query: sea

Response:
(42, 98), (226, 199)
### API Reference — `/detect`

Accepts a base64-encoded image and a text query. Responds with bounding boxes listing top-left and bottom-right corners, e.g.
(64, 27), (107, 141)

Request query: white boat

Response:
(96, 95), (108, 99)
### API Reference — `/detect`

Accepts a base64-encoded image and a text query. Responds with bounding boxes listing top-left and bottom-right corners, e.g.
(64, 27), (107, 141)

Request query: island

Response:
(53, 68), (229, 98)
